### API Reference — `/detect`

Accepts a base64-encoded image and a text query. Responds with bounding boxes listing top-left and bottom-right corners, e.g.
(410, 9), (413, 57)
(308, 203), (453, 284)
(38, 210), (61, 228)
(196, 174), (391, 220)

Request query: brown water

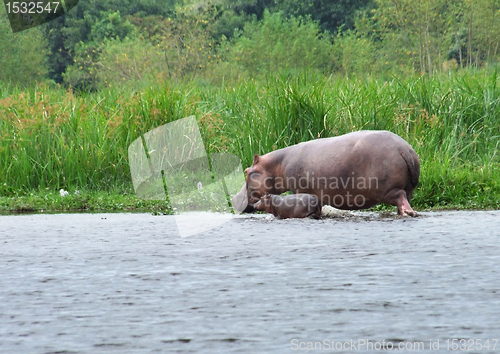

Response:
(0, 211), (499, 353)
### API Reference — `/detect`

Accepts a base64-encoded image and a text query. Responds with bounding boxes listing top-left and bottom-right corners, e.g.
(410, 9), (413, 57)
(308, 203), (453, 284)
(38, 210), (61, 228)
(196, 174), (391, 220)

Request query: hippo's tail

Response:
(401, 150), (420, 188)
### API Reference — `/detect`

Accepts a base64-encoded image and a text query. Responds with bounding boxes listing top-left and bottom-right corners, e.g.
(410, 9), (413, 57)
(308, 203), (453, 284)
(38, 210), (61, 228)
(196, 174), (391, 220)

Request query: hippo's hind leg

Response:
(385, 189), (417, 217)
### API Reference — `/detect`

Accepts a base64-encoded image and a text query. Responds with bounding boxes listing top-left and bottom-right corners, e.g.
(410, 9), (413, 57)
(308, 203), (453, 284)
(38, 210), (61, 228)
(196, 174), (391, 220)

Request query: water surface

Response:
(0, 211), (499, 353)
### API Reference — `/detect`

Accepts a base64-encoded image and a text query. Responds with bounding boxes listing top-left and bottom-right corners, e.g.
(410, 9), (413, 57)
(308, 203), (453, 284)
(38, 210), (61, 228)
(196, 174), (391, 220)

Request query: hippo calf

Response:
(231, 130), (420, 216)
(254, 193), (322, 219)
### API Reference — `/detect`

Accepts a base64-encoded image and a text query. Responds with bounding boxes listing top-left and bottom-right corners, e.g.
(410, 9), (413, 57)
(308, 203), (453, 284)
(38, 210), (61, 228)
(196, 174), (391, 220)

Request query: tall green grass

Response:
(1, 70), (499, 209)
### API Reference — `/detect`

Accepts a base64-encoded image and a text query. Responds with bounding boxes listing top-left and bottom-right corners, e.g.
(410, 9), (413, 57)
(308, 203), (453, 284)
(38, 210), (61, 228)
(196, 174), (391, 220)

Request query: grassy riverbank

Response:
(0, 188), (171, 215)
(1, 71), (500, 213)
(0, 189), (497, 215)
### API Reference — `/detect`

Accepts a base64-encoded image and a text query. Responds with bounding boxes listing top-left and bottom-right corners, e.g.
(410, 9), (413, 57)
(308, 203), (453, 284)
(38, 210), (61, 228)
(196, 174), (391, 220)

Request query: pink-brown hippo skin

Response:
(231, 130), (419, 216)
(254, 193), (322, 219)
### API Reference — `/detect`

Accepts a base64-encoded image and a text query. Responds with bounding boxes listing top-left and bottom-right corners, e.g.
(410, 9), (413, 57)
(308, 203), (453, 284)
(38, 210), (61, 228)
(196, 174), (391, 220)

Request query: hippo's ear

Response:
(253, 154), (260, 165)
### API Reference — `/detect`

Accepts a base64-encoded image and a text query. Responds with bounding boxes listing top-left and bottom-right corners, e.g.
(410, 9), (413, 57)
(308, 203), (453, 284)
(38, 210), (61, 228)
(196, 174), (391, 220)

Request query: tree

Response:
(62, 10), (136, 90)
(218, 0), (278, 20)
(43, 0), (181, 83)
(456, 0), (500, 67)
(225, 10), (334, 76)
(276, 0), (374, 34)
(370, 0), (450, 74)
(126, 3), (220, 81)
(0, 15), (48, 86)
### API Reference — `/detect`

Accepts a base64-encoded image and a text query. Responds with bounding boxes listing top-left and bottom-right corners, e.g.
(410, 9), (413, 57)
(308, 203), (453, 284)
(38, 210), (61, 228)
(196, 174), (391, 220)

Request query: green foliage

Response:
(0, 79), (197, 192)
(213, 0), (372, 35)
(197, 72), (332, 159)
(217, 0), (278, 20)
(64, 36), (164, 90)
(333, 27), (377, 76)
(89, 10), (135, 41)
(197, 0), (283, 40)
(362, 0), (500, 74)
(2, 71), (500, 211)
(43, 0), (182, 83)
(95, 37), (164, 88)
(0, 189), (172, 213)
(63, 10), (136, 90)
(371, 0), (452, 74)
(4, 0), (499, 87)
(225, 10), (334, 77)
(210, 8), (249, 40)
(146, 4), (219, 80)
(275, 0), (374, 34)
(3, 0), (500, 214)
(0, 15), (48, 86)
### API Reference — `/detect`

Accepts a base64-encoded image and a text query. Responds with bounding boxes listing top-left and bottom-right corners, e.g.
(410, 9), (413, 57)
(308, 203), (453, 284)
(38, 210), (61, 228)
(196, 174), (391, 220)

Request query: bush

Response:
(224, 10), (334, 77)
(333, 28), (376, 76)
(62, 10), (136, 90)
(86, 37), (165, 89)
(0, 15), (48, 86)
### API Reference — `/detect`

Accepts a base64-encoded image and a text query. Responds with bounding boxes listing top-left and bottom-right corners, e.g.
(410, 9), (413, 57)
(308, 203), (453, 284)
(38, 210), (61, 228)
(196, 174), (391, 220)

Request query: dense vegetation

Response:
(4, 0), (500, 87)
(1, 0), (500, 212)
(1, 72), (499, 211)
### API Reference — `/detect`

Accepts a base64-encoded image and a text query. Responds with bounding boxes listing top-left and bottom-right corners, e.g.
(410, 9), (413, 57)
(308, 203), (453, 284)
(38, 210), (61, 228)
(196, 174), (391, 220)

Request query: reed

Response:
(1, 70), (499, 210)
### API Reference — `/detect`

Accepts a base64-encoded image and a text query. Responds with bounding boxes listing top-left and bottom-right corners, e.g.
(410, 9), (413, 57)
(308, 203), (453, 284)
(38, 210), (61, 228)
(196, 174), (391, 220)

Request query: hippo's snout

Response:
(242, 203), (256, 213)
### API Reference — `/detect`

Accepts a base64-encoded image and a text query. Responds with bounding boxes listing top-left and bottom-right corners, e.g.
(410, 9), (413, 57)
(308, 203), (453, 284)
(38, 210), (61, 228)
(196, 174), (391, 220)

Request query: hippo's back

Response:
(281, 130), (415, 169)
(296, 130), (412, 152)
(277, 130), (419, 206)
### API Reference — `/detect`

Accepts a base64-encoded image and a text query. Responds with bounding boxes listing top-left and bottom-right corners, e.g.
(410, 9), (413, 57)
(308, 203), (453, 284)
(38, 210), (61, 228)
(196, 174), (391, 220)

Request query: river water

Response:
(0, 210), (499, 353)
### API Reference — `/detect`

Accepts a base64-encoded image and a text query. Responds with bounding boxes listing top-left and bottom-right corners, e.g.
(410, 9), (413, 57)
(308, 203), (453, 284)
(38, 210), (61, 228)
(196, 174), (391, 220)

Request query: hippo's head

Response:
(231, 154), (278, 213)
(245, 154), (278, 204)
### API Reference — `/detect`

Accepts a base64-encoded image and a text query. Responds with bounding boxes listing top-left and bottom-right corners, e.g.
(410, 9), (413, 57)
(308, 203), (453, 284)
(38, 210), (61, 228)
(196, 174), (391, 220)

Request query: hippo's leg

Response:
(385, 189), (417, 217)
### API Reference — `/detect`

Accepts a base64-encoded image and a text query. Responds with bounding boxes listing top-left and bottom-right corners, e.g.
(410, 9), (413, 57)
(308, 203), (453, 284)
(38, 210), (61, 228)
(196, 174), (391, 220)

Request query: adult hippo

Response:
(231, 130), (420, 216)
